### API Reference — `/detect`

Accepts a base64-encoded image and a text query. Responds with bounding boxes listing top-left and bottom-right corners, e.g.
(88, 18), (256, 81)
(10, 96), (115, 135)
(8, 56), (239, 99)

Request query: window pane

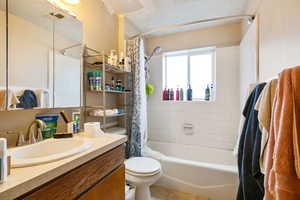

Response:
(166, 55), (187, 89)
(190, 54), (213, 100)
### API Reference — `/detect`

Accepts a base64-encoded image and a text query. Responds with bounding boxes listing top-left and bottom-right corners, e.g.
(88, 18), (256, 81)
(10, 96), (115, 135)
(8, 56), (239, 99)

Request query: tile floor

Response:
(150, 185), (208, 200)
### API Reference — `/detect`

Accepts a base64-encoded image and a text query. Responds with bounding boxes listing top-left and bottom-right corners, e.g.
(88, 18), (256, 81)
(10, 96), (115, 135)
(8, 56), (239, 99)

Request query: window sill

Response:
(161, 100), (215, 103)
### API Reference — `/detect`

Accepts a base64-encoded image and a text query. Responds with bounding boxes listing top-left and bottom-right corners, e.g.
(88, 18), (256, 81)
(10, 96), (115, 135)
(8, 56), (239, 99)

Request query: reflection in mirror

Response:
(53, 9), (82, 108)
(7, 0), (55, 110)
(0, 0), (7, 111)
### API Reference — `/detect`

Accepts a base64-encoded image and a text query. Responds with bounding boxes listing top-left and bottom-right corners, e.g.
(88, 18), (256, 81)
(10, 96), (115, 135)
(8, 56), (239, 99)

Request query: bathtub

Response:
(146, 141), (238, 200)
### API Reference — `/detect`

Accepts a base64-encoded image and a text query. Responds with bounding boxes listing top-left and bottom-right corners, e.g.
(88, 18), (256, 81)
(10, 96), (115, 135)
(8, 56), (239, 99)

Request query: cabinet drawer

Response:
(19, 145), (125, 200)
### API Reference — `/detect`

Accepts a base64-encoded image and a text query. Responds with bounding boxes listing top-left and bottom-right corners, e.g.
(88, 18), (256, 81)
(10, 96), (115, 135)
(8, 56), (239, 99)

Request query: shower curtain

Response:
(127, 37), (148, 157)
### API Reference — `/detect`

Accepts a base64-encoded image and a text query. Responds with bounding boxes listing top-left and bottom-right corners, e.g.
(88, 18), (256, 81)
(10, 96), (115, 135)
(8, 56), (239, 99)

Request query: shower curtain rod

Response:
(130, 14), (255, 39)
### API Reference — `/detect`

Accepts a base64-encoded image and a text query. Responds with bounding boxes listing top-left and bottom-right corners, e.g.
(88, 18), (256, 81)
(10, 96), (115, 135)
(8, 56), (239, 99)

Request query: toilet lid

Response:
(125, 157), (161, 175)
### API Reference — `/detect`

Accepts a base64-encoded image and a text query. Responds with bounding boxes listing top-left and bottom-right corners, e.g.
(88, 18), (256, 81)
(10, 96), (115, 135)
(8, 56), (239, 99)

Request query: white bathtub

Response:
(146, 141), (238, 200)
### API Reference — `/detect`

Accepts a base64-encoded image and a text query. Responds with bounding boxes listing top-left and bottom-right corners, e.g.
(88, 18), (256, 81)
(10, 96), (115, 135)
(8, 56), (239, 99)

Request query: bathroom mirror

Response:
(5, 0), (82, 110)
(0, 0), (7, 111)
(7, 0), (55, 110)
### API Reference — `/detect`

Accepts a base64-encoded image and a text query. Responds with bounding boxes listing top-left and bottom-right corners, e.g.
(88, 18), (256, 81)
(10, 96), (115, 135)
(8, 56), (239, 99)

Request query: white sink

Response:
(9, 138), (92, 168)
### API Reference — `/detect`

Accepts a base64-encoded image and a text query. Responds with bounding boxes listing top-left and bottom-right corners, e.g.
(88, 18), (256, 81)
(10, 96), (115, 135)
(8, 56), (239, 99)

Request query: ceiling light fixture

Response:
(47, 0), (78, 17)
(62, 0), (80, 5)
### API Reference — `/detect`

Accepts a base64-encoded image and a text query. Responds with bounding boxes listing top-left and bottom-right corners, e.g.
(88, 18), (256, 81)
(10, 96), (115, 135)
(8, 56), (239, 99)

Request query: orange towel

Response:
(264, 66), (300, 200)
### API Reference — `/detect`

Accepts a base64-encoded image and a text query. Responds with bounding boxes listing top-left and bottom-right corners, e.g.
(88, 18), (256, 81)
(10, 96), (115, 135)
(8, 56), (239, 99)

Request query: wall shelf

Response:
(83, 46), (132, 133)
(89, 90), (132, 94)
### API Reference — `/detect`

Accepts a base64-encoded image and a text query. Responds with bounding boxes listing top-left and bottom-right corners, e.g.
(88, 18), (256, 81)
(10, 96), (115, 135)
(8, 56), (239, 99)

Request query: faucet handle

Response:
(17, 132), (26, 146)
(36, 128), (43, 142)
(28, 129), (36, 144)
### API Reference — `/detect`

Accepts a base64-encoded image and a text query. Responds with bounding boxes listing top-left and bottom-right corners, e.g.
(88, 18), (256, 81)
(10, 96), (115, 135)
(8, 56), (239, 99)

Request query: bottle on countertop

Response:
(0, 138), (7, 184)
(176, 87), (180, 101)
(187, 84), (193, 101)
(180, 88), (184, 101)
(170, 89), (174, 100)
(167, 89), (170, 101)
(205, 84), (211, 101)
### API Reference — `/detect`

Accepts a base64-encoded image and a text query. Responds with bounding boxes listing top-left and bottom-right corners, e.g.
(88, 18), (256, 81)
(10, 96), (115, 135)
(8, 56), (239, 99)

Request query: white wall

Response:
(239, 18), (259, 108)
(147, 45), (240, 150)
(243, 0), (300, 81)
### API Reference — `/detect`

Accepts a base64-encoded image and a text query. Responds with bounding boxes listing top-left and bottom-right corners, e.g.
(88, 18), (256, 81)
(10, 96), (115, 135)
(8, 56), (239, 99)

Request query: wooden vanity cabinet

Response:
(18, 145), (125, 200)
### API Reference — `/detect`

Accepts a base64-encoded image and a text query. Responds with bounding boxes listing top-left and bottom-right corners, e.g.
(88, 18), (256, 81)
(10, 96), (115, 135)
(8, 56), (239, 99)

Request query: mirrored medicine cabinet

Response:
(0, 0), (83, 111)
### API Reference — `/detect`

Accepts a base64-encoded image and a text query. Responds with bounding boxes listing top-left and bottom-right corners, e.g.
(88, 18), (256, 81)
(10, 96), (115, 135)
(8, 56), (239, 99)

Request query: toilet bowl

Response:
(125, 157), (162, 200)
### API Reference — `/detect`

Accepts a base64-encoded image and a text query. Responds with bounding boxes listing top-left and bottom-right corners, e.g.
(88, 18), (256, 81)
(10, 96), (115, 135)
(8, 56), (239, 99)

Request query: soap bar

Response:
(53, 133), (73, 139)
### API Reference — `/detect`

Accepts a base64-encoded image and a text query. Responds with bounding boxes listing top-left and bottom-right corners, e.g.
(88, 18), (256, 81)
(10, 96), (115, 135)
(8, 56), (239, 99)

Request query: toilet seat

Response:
(125, 157), (161, 177)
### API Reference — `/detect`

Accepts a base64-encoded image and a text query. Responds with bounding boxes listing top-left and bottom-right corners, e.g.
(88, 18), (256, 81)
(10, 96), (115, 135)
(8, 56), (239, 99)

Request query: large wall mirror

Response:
(1, 0), (82, 110)
(0, 0), (7, 111)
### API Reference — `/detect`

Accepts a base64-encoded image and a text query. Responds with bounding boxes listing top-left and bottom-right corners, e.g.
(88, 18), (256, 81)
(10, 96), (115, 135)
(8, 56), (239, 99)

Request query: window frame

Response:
(163, 47), (216, 101)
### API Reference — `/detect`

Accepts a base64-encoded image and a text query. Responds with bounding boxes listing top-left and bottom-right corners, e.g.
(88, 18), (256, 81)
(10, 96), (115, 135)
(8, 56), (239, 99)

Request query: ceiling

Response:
(105, 0), (250, 37)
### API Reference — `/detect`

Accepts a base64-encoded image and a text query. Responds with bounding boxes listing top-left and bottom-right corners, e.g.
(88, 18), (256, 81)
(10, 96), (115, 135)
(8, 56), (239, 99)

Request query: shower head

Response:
(146, 46), (162, 64)
(153, 46), (162, 54)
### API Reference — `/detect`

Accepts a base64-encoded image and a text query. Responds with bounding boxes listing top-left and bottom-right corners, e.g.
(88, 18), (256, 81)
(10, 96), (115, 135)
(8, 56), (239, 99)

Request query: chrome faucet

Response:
(28, 120), (46, 144)
(17, 120), (46, 146)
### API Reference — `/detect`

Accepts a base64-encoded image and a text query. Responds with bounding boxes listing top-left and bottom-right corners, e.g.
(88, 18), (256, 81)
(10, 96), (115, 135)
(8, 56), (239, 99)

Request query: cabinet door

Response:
(80, 165), (125, 200)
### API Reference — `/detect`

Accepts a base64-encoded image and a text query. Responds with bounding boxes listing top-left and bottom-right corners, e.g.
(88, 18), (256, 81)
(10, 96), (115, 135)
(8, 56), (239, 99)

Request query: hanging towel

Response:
(237, 83), (266, 200)
(254, 79), (278, 174)
(233, 83), (258, 156)
(264, 66), (300, 200)
(16, 90), (38, 109)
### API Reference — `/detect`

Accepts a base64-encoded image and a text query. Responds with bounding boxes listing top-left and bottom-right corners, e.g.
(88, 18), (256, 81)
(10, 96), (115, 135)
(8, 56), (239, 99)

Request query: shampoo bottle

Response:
(176, 87), (180, 101)
(187, 84), (193, 101)
(180, 88), (184, 101)
(205, 84), (211, 101)
(163, 87), (167, 101)
(170, 89), (174, 100)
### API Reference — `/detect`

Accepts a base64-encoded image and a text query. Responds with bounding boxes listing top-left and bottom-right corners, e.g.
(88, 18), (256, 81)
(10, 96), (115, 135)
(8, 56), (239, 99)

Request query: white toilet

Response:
(125, 157), (162, 200)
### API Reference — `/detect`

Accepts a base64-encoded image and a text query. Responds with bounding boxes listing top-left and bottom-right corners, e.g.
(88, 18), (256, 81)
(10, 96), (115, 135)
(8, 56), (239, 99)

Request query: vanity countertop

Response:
(0, 133), (127, 200)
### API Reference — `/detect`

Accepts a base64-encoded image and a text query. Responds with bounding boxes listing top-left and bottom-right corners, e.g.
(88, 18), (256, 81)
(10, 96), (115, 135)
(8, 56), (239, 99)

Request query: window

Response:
(163, 47), (216, 101)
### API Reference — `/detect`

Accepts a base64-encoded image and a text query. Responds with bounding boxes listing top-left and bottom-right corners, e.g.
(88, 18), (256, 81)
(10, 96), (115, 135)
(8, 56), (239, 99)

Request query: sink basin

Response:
(9, 138), (92, 168)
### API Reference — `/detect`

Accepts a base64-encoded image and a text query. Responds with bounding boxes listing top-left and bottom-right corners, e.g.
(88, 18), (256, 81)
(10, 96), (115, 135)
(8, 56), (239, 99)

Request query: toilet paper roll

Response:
(84, 122), (104, 138)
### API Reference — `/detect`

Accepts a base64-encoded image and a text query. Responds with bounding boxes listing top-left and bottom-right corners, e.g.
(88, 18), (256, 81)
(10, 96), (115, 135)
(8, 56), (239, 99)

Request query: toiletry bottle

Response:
(0, 138), (7, 184)
(87, 72), (94, 91)
(167, 89), (170, 101)
(210, 83), (214, 100)
(205, 84), (211, 101)
(176, 87), (180, 101)
(163, 87), (167, 101)
(111, 77), (115, 90)
(170, 89), (174, 100)
(95, 72), (102, 91)
(187, 84), (193, 101)
(180, 88), (184, 101)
